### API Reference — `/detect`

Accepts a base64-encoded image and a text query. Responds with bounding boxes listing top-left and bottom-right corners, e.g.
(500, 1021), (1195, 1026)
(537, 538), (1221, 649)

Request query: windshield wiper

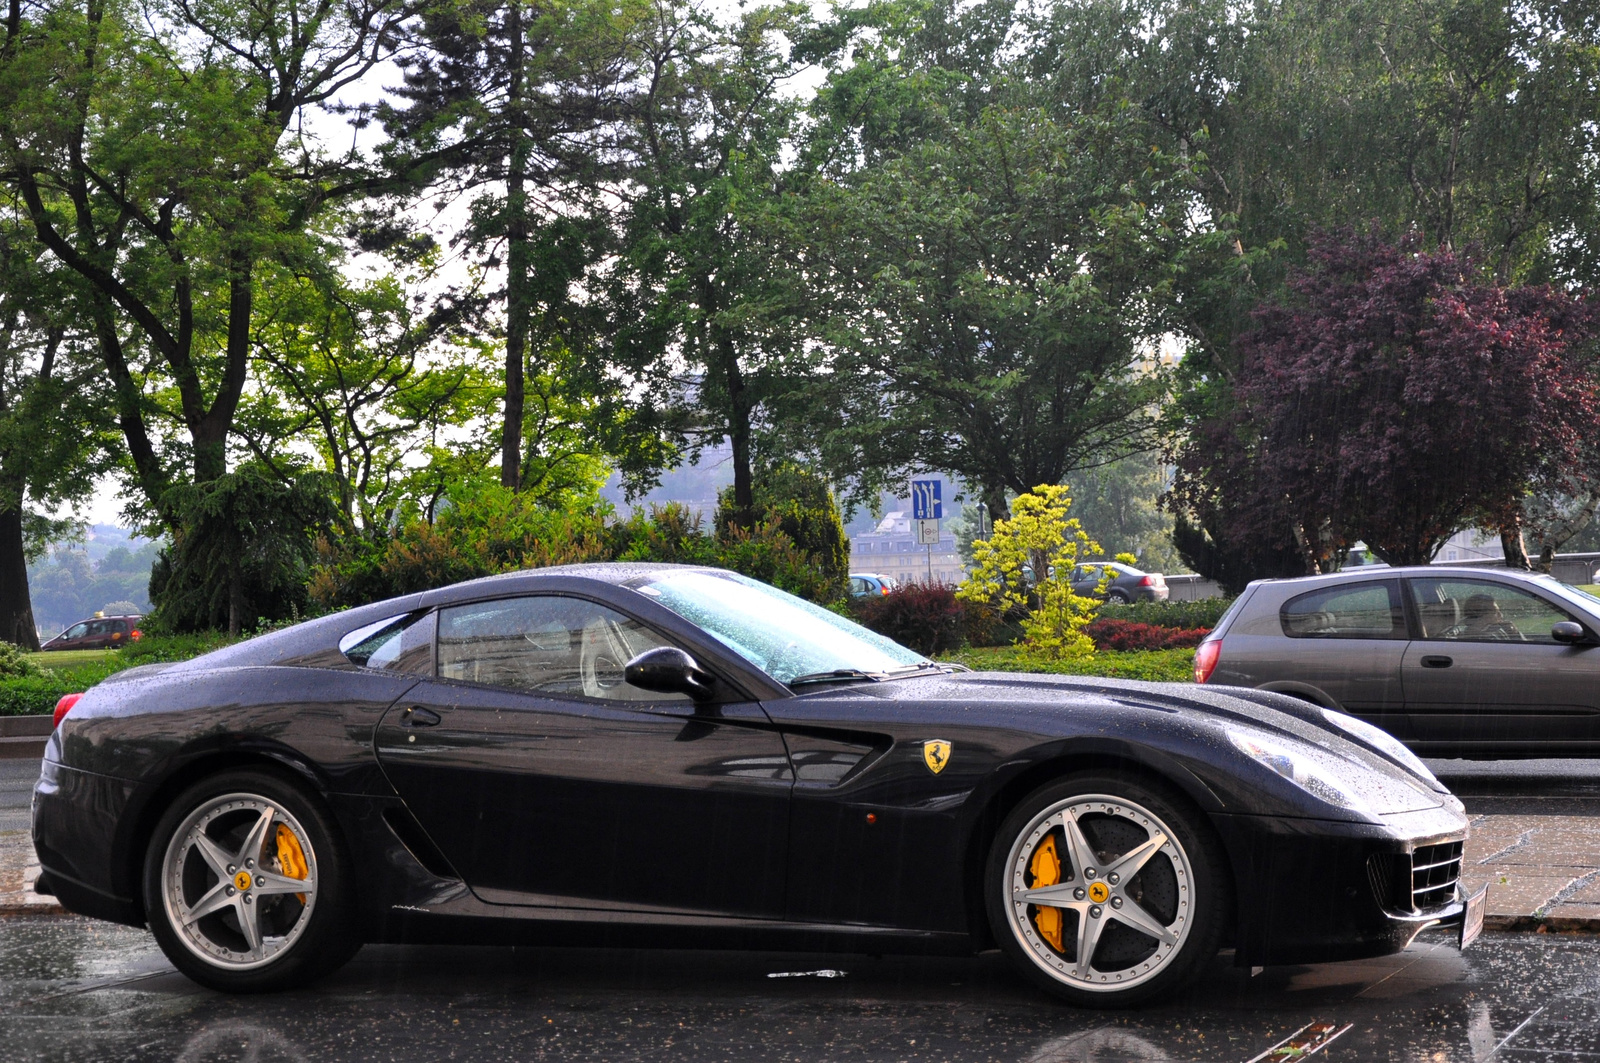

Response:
(788, 668), (881, 686)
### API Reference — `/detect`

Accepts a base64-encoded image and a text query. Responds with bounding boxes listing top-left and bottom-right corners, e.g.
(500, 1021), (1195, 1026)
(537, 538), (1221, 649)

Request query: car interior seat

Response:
(1418, 597), (1460, 638)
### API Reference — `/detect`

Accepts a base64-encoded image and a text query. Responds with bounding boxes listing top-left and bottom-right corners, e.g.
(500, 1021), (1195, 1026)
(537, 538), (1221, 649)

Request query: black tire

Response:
(142, 767), (360, 992)
(985, 772), (1230, 1006)
(1106, 590), (1132, 604)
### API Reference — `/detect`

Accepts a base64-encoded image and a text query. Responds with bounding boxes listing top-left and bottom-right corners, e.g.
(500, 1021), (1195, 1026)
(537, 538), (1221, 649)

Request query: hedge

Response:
(939, 646), (1196, 682)
(1097, 598), (1234, 629)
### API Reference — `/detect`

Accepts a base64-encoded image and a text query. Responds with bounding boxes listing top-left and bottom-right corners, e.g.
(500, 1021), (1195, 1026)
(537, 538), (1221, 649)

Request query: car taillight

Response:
(881, 586), (889, 595)
(1139, 575), (1154, 587)
(1193, 640), (1221, 684)
(129, 629), (141, 641)
(53, 693), (83, 729)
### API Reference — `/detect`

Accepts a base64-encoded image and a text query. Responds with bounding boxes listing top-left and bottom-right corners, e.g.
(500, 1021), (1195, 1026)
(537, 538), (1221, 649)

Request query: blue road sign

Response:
(911, 479), (943, 521)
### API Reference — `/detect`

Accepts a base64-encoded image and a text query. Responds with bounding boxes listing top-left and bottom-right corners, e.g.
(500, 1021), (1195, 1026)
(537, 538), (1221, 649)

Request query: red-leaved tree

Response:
(1172, 231), (1597, 569)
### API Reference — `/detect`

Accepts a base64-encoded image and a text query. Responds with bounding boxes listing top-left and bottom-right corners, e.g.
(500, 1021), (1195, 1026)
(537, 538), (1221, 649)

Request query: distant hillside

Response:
(26, 526), (161, 636)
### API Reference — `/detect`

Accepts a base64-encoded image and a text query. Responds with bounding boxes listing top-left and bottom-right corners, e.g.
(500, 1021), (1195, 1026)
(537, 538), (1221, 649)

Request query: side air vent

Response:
(382, 807), (459, 879)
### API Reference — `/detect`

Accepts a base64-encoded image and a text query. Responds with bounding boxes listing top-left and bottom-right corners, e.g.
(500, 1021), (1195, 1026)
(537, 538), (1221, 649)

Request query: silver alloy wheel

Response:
(1004, 793), (1193, 992)
(160, 793), (319, 971)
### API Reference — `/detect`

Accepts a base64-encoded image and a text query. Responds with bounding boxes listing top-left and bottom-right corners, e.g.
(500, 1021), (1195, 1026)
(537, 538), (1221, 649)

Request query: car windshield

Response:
(636, 571), (929, 684)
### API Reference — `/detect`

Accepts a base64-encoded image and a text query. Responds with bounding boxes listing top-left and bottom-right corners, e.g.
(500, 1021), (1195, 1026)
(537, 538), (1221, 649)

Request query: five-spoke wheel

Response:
(144, 769), (358, 992)
(987, 774), (1229, 1005)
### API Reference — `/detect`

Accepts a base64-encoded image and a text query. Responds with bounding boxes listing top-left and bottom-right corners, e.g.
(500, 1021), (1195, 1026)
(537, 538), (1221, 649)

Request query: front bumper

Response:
(1212, 804), (1469, 967)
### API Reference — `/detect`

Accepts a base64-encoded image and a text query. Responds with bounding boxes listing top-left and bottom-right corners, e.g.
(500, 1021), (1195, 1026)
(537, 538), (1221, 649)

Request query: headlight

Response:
(1226, 729), (1372, 815)
(1318, 708), (1442, 790)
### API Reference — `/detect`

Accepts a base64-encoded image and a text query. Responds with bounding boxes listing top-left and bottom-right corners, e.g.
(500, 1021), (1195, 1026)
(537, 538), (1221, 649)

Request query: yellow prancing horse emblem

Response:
(922, 739), (952, 774)
(1088, 881), (1110, 904)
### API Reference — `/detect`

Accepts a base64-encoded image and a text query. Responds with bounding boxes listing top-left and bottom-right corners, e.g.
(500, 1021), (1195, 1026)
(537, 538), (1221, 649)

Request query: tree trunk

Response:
(501, 0), (531, 491)
(0, 499), (40, 650)
(1500, 522), (1530, 569)
(227, 554), (242, 637)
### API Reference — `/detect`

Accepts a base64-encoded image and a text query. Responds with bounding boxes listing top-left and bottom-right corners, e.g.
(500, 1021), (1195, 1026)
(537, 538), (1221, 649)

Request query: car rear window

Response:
(1280, 581), (1406, 639)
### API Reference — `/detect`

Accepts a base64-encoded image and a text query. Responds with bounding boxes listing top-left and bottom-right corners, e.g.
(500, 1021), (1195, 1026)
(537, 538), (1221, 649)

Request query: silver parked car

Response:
(1195, 567), (1600, 757)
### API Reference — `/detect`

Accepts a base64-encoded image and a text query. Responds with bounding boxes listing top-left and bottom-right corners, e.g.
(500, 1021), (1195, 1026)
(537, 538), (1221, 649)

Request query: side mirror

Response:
(624, 647), (715, 700)
(1552, 621), (1589, 645)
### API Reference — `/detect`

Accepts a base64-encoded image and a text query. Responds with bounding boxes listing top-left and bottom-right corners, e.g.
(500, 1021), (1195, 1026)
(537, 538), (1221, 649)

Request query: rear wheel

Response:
(1106, 589), (1132, 604)
(143, 768), (359, 992)
(985, 774), (1229, 1006)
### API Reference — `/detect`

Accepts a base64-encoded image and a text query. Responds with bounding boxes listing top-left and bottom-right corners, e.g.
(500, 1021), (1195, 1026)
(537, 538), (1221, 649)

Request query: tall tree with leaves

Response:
(798, 3), (1192, 518)
(0, 0), (408, 522)
(593, 0), (812, 521)
(379, 0), (653, 492)
(0, 209), (113, 648)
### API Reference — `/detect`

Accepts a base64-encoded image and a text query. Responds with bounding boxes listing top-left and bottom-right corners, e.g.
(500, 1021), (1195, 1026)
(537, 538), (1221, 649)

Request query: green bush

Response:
(1097, 598), (1234, 629)
(938, 645), (1196, 682)
(0, 674), (77, 716)
(714, 464), (849, 603)
(120, 632), (239, 664)
(0, 641), (53, 679)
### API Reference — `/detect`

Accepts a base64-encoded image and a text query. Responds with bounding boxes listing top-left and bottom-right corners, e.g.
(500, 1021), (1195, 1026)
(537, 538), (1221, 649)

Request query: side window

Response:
(86, 620), (112, 637)
(1409, 579), (1573, 644)
(64, 623), (89, 638)
(850, 577), (866, 595)
(340, 612), (434, 674)
(1281, 581), (1405, 639)
(436, 596), (687, 702)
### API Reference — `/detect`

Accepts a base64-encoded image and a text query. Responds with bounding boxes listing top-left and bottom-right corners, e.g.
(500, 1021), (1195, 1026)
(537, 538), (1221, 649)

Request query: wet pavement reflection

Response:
(2, 918), (1598, 1061)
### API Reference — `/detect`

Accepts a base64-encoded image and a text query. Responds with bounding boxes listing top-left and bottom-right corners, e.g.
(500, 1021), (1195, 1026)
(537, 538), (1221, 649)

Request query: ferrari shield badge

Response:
(922, 739), (952, 774)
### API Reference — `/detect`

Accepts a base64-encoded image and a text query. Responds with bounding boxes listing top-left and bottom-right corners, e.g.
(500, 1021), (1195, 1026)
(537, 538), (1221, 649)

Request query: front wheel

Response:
(143, 768), (360, 992)
(985, 774), (1230, 1006)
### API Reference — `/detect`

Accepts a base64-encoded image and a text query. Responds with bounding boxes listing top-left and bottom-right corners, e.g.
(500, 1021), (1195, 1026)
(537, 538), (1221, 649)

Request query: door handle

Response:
(1420, 655), (1453, 669)
(400, 706), (442, 727)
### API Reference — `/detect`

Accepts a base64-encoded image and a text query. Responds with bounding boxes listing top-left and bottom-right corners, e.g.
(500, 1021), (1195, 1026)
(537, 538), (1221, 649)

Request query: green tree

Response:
(150, 463), (340, 635)
(593, 1), (812, 519)
(958, 484), (1102, 659)
(0, 0), (408, 521)
(377, 0), (655, 492)
(0, 207), (114, 648)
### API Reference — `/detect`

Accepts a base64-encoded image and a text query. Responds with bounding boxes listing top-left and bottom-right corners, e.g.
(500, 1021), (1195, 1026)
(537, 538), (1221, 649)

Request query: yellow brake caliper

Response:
(1029, 833), (1064, 951)
(275, 824), (309, 904)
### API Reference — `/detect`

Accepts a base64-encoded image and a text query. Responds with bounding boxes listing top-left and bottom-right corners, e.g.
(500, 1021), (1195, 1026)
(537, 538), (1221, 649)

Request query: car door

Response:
(1402, 576), (1600, 751)
(1266, 579), (1412, 736)
(55, 621), (89, 649)
(374, 593), (794, 917)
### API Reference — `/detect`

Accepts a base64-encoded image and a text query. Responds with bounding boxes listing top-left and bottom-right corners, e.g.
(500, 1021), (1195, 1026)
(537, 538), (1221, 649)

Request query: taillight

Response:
(881, 586), (889, 595)
(129, 629), (141, 641)
(1139, 575), (1154, 587)
(53, 693), (83, 729)
(1193, 640), (1221, 684)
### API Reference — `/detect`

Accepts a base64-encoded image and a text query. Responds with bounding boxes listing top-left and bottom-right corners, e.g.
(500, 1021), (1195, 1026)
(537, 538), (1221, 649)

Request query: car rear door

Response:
(1232, 579), (1412, 737)
(1401, 576), (1600, 752)
(375, 593), (793, 917)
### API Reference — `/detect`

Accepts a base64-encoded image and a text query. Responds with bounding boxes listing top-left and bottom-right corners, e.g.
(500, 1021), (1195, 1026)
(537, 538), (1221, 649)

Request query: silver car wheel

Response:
(1004, 794), (1193, 992)
(160, 793), (318, 971)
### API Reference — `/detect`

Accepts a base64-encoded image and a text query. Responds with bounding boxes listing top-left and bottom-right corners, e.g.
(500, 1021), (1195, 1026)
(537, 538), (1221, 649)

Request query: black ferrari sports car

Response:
(33, 564), (1476, 1004)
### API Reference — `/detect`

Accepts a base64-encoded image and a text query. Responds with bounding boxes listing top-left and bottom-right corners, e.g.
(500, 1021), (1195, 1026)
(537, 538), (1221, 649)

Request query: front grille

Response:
(1368, 839), (1463, 914)
(1411, 840), (1464, 911)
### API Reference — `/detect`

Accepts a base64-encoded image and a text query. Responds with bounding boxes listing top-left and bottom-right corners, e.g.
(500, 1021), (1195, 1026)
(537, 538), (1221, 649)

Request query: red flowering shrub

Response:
(851, 583), (967, 656)
(1084, 618), (1210, 652)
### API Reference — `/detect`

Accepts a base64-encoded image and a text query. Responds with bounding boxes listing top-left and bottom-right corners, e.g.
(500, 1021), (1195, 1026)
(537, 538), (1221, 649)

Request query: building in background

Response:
(850, 511), (966, 585)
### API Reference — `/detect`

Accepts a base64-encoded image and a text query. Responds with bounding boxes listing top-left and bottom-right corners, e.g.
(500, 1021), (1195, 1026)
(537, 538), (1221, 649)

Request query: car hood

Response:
(809, 669), (1451, 816)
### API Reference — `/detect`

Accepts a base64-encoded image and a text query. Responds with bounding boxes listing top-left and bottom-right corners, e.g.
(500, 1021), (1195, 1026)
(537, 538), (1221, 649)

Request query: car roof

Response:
(1248, 565), (1559, 590)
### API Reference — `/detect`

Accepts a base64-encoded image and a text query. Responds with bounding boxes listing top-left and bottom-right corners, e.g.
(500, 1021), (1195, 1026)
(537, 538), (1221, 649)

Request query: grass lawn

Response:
(1579, 585), (1600, 597)
(940, 645), (1196, 683)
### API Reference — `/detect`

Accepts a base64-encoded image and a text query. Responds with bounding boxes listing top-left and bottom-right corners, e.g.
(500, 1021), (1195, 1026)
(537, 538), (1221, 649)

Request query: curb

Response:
(0, 900), (67, 916)
(1485, 914), (1600, 935)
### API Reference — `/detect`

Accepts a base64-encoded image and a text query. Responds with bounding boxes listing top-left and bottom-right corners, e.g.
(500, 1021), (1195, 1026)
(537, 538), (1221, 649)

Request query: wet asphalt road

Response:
(3, 918), (1600, 1061)
(3, 759), (1600, 1061)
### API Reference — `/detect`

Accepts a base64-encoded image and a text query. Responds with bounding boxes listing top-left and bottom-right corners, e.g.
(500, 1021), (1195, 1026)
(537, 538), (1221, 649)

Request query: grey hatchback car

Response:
(1196, 567), (1600, 757)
